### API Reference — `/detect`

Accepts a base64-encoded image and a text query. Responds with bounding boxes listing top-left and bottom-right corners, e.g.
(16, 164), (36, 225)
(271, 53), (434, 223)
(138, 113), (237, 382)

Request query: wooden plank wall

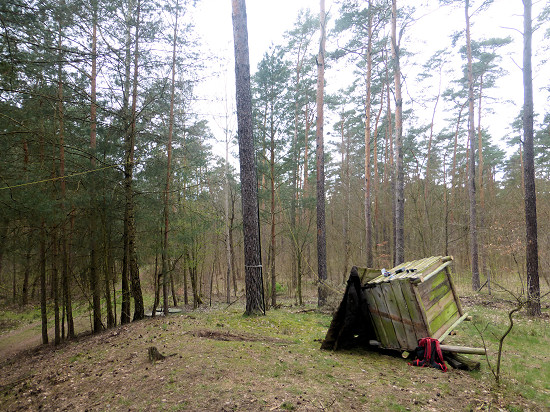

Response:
(363, 256), (463, 350)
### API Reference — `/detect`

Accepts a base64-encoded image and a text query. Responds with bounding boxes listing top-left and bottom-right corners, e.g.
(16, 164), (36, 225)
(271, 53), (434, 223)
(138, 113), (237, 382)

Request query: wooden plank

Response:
(380, 282), (408, 349)
(356, 267), (381, 283)
(411, 285), (432, 336)
(370, 285), (399, 349)
(390, 280), (418, 350)
(417, 272), (448, 305)
(429, 298), (458, 335)
(364, 289), (389, 348)
(408, 256), (443, 283)
(438, 312), (469, 343)
(418, 260), (453, 283)
(445, 266), (464, 316)
(398, 283), (427, 343)
(421, 280), (451, 313)
(414, 256), (442, 275)
(425, 290), (454, 321)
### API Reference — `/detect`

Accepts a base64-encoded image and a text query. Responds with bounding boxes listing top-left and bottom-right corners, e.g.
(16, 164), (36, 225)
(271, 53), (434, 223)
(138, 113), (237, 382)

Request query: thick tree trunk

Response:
(231, 0), (264, 315)
(465, 0), (480, 291)
(316, 0), (328, 306)
(522, 0), (540, 316)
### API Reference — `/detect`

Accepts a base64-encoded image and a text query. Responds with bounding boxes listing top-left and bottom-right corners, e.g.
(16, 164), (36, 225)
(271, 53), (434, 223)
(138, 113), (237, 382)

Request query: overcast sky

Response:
(190, 0), (549, 161)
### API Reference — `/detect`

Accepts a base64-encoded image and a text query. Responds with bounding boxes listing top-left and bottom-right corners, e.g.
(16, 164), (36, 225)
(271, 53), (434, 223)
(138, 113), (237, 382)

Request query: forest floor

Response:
(0, 293), (549, 411)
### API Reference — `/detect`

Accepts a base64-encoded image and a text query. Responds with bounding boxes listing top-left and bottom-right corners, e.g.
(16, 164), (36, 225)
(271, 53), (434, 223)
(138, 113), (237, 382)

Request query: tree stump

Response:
(148, 346), (166, 362)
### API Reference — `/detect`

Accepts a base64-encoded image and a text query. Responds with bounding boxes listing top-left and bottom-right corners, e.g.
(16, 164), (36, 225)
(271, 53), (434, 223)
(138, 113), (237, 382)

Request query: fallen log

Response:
(444, 353), (480, 371)
(439, 344), (485, 355)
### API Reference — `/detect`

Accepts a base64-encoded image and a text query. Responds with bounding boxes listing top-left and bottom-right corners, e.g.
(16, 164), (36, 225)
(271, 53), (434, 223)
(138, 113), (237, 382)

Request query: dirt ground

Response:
(0, 305), (545, 411)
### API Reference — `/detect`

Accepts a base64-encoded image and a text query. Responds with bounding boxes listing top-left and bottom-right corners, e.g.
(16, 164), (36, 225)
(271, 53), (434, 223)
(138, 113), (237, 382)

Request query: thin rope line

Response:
(0, 161), (127, 191)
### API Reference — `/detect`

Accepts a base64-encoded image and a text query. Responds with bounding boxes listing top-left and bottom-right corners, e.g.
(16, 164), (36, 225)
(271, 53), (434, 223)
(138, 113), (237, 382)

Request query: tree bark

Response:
(316, 0), (328, 306)
(522, 0), (540, 316)
(231, 0), (264, 315)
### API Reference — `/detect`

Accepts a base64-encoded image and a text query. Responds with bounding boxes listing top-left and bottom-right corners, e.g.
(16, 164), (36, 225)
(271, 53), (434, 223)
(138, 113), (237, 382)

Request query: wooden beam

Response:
(439, 344), (485, 355)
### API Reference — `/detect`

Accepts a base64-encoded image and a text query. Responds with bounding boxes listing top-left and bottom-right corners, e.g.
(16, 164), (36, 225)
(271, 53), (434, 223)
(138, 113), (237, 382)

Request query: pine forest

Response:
(1, 0), (549, 350)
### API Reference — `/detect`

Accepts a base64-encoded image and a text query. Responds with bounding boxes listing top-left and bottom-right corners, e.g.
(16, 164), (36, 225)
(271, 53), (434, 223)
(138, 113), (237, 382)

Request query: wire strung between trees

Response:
(0, 161), (129, 191)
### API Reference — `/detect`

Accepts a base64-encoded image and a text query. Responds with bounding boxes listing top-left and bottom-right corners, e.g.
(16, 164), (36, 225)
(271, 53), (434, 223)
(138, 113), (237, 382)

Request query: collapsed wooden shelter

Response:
(322, 256), (482, 358)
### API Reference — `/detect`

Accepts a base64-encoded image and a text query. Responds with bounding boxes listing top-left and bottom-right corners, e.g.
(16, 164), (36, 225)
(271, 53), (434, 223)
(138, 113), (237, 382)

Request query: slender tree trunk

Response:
(383, 49), (394, 265)
(0, 219), (8, 281)
(270, 120), (276, 307)
(450, 101), (466, 228)
(229, 189), (237, 297)
(372, 88), (384, 265)
(22, 241), (30, 306)
(104, 231), (115, 328)
(183, 258), (189, 305)
(231, 0), (264, 315)
(424, 70), (442, 210)
(224, 134), (232, 304)
(316, 0), (327, 306)
(51, 231), (60, 345)
(90, 1), (102, 332)
(364, 0), (374, 269)
(477, 76), (488, 283)
(162, 0), (179, 316)
(121, 0), (134, 325)
(128, 0), (144, 320)
(465, 0), (480, 290)
(40, 221), (48, 344)
(392, 0), (405, 265)
(341, 114), (351, 282)
(522, 0), (540, 316)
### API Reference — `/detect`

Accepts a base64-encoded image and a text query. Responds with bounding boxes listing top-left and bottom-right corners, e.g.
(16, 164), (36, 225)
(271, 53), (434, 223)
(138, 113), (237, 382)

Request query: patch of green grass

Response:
(0, 306), (42, 329)
(68, 353), (82, 363)
(280, 401), (295, 410)
(446, 301), (550, 408)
